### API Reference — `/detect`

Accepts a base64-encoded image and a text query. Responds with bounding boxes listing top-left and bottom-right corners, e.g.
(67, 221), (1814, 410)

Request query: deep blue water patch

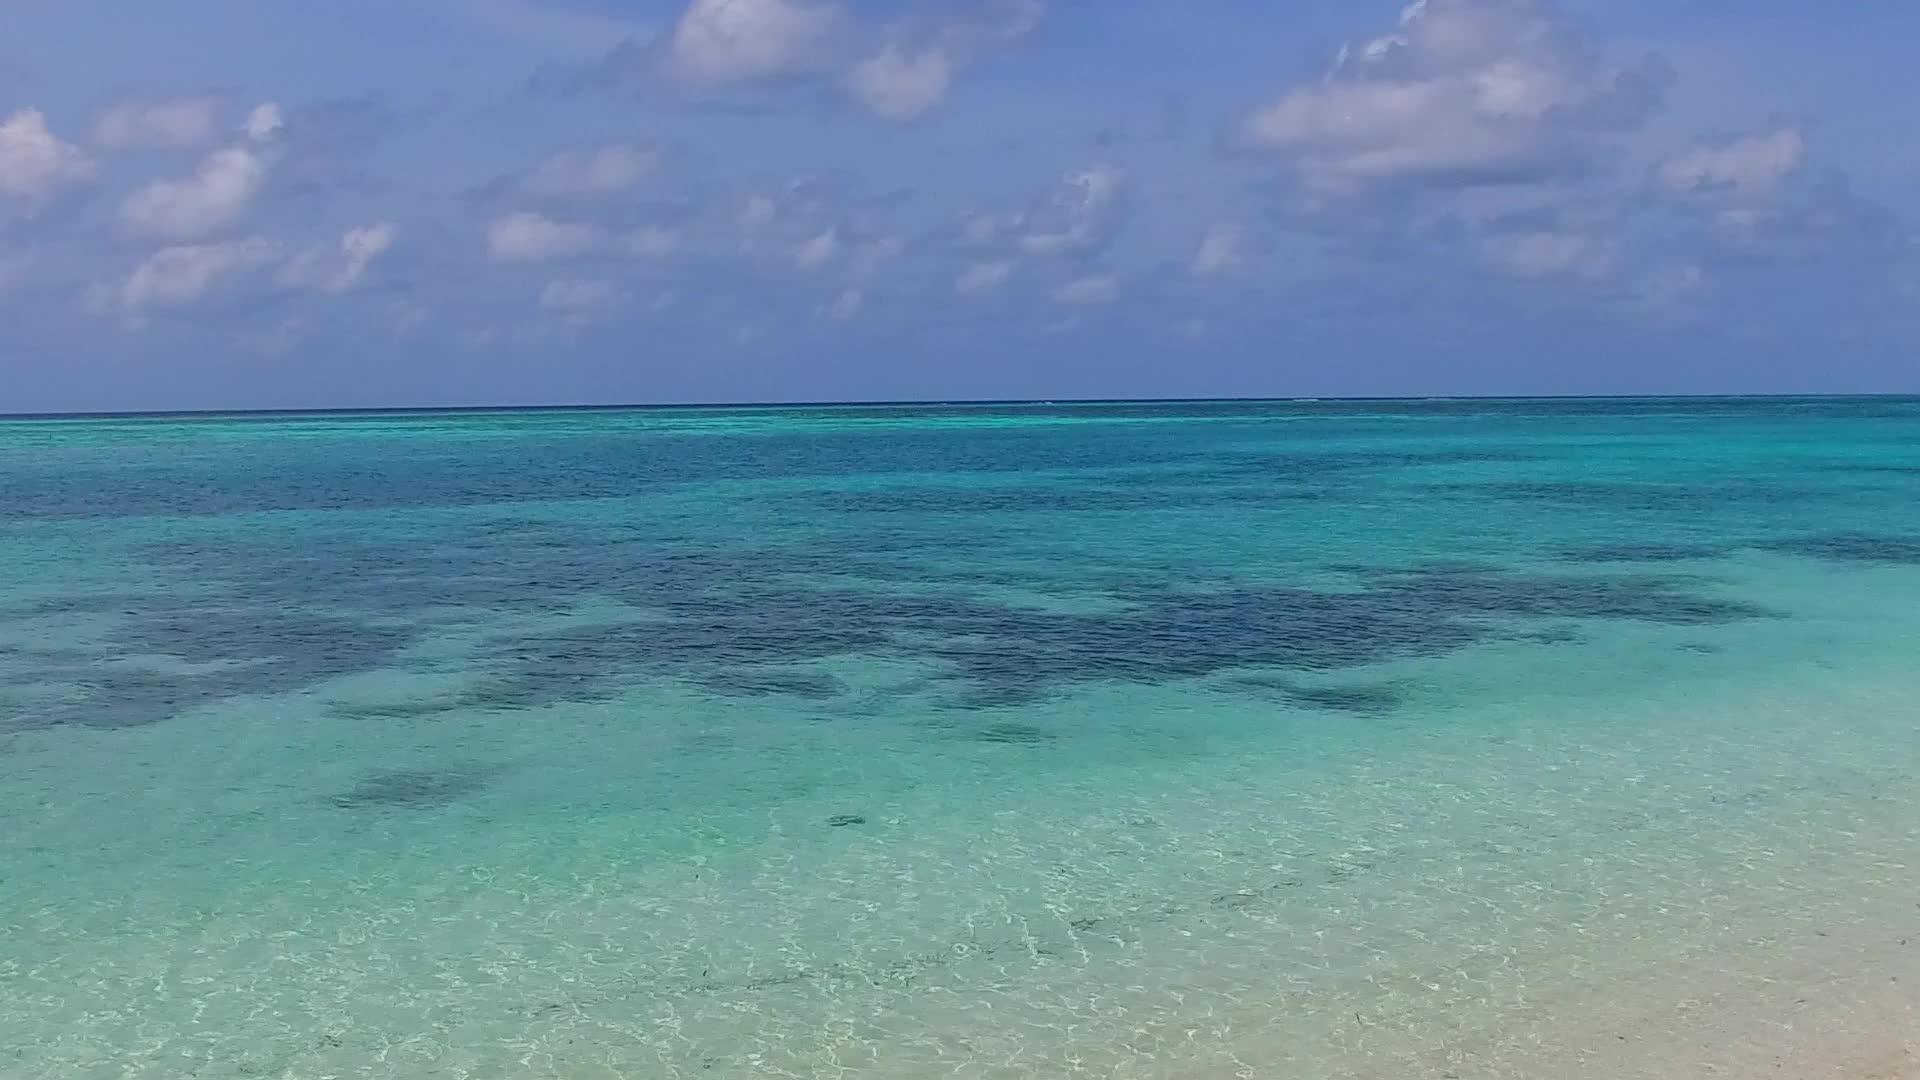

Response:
(699, 668), (847, 699)
(1, 531), (1777, 727)
(5, 400), (1865, 731)
(4, 606), (416, 732)
(1231, 676), (1405, 716)
(1562, 542), (1729, 564)
(1466, 481), (1818, 513)
(973, 722), (1056, 746)
(329, 766), (498, 810)
(1763, 533), (1920, 565)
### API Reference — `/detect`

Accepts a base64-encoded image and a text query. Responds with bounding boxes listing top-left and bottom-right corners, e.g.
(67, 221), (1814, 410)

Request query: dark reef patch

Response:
(1815, 464), (1920, 477)
(10, 540), (1774, 728)
(326, 696), (470, 722)
(329, 765), (497, 810)
(973, 722), (1055, 746)
(1562, 542), (1728, 564)
(1462, 480), (1817, 513)
(1233, 676), (1404, 716)
(1368, 565), (1770, 626)
(1762, 533), (1920, 566)
(7, 414), (1808, 730)
(5, 608), (417, 732)
(699, 668), (847, 699)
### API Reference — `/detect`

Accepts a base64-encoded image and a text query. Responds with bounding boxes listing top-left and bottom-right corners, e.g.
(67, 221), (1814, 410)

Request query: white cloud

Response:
(244, 103), (285, 143)
(847, 233), (906, 277)
(627, 225), (680, 258)
(457, 0), (654, 55)
(740, 192), (779, 231)
(849, 0), (1043, 118)
(239, 316), (304, 356)
(121, 147), (267, 239)
(278, 223), (398, 292)
(338, 224), (398, 285)
(525, 144), (661, 198)
(539, 277), (625, 325)
(645, 0), (1037, 119)
(1239, 0), (1664, 193)
(487, 211), (605, 260)
(94, 98), (219, 151)
(389, 300), (430, 335)
(663, 0), (842, 86)
(959, 209), (1018, 247)
(794, 227), (839, 270)
(1637, 263), (1705, 308)
(0, 109), (92, 201)
(822, 287), (863, 320)
(843, 46), (953, 120)
(0, 254), (31, 292)
(1658, 127), (1805, 197)
(1055, 273), (1118, 305)
(488, 213), (675, 262)
(1191, 222), (1243, 276)
(1018, 165), (1123, 257)
(116, 236), (277, 311)
(1481, 229), (1612, 278)
(956, 259), (1015, 294)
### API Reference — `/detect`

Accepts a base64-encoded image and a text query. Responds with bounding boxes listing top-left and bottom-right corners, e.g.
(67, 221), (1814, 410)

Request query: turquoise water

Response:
(4, 398), (1920, 1078)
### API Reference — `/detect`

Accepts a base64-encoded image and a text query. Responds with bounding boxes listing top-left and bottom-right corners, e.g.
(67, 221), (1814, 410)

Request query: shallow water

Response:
(4, 398), (1920, 1078)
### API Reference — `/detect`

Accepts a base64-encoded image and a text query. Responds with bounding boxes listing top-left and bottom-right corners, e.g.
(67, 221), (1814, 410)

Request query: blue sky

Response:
(1, 0), (1916, 411)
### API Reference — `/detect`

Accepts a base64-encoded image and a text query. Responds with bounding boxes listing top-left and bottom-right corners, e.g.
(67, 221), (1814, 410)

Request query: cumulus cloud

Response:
(94, 98), (219, 151)
(278, 223), (398, 292)
(488, 211), (678, 261)
(524, 143), (661, 199)
(740, 192), (779, 232)
(121, 146), (267, 239)
(663, 0), (842, 86)
(1055, 273), (1118, 305)
(582, 0), (1040, 120)
(1648, 126), (1893, 267)
(0, 109), (92, 201)
(628, 225), (680, 258)
(1017, 165), (1124, 258)
(843, 46), (954, 120)
(0, 254), (31, 292)
(846, 233), (907, 277)
(238, 316), (304, 357)
(487, 211), (605, 260)
(1658, 127), (1805, 197)
(114, 236), (278, 311)
(1190, 222), (1243, 276)
(794, 227), (840, 270)
(539, 277), (625, 325)
(388, 300), (430, 335)
(1238, 0), (1668, 193)
(822, 287), (863, 319)
(861, 0), (1043, 118)
(457, 0), (653, 56)
(245, 103), (286, 143)
(1638, 263), (1705, 307)
(956, 259), (1015, 294)
(1480, 228), (1612, 278)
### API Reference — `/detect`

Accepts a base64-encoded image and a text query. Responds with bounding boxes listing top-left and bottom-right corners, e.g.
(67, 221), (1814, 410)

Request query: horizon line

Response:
(3, 391), (1917, 422)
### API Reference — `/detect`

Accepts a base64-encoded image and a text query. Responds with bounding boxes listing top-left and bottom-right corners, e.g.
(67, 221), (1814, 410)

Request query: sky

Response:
(1, 0), (1917, 411)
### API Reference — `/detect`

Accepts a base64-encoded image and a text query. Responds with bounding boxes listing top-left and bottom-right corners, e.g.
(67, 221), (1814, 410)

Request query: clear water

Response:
(4, 398), (1920, 1078)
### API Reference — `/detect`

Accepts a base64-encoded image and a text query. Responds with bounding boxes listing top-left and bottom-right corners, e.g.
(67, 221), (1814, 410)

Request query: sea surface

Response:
(4, 398), (1920, 1078)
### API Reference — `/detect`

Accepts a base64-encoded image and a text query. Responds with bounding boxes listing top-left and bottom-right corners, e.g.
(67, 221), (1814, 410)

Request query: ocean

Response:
(4, 398), (1919, 1078)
